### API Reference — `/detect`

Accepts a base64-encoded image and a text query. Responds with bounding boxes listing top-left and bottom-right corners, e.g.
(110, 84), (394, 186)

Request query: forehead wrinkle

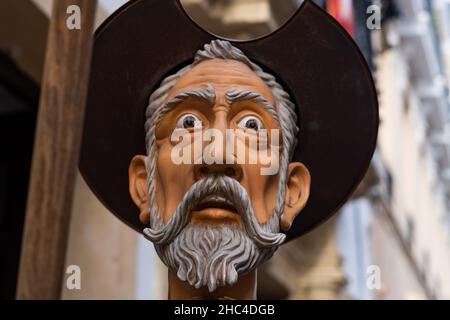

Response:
(178, 74), (263, 84)
(172, 59), (274, 98)
(167, 85), (216, 106)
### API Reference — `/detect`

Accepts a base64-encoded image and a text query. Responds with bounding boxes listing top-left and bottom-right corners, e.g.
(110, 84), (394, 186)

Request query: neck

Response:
(167, 270), (257, 300)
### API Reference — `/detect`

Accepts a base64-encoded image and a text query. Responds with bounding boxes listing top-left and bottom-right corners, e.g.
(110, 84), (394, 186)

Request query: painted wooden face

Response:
(130, 58), (310, 232)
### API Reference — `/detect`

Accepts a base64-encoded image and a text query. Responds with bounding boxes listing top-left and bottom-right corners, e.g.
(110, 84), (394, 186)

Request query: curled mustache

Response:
(143, 174), (286, 247)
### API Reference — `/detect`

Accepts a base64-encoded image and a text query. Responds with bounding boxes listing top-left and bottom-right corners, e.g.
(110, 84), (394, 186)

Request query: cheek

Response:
(242, 164), (280, 224)
(155, 141), (195, 223)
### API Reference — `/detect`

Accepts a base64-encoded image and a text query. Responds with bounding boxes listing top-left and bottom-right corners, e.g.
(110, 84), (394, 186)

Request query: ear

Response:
(129, 155), (150, 224)
(280, 162), (311, 231)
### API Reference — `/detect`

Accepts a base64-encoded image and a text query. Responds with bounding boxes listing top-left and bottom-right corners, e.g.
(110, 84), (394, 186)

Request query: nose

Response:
(194, 163), (243, 181)
(193, 107), (243, 181)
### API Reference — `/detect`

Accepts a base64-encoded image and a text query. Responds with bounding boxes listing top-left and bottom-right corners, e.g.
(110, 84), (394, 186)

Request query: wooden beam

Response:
(16, 0), (97, 299)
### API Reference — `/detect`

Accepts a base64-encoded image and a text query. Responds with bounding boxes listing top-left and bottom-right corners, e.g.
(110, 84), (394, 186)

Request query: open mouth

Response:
(194, 194), (238, 213)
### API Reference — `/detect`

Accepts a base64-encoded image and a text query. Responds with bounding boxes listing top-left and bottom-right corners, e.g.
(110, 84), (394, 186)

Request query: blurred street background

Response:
(1, 0), (449, 299)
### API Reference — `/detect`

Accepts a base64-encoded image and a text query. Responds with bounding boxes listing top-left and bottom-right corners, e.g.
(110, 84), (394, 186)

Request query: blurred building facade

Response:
(338, 0), (450, 299)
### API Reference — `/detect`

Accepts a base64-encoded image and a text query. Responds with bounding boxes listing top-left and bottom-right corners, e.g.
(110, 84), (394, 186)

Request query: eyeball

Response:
(238, 115), (264, 132)
(176, 114), (202, 129)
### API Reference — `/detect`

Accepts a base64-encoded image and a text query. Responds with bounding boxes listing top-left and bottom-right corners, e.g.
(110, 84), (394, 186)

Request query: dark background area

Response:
(0, 52), (39, 299)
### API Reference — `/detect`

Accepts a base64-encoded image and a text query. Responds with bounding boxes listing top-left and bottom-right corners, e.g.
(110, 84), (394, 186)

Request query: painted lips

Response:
(195, 194), (237, 214)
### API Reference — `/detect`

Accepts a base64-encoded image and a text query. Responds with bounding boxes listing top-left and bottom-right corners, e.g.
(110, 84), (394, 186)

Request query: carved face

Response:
(156, 59), (283, 226)
(129, 56), (310, 291)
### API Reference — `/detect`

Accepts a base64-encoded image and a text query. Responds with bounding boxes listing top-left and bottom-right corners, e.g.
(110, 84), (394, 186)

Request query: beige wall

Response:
(62, 174), (139, 299)
(371, 207), (426, 299)
(377, 48), (450, 299)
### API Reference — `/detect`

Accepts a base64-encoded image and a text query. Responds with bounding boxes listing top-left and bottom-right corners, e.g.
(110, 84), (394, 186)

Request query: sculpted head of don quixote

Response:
(80, 0), (378, 301)
(128, 40), (311, 299)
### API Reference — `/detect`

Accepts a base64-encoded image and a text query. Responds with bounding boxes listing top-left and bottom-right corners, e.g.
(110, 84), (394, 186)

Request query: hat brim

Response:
(79, 0), (378, 241)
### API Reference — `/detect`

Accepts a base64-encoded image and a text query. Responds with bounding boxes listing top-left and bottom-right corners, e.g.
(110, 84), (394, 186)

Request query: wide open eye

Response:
(176, 114), (203, 129)
(238, 115), (264, 132)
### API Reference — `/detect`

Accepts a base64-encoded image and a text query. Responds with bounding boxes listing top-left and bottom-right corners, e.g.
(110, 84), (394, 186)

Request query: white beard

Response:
(154, 220), (279, 292)
(144, 174), (287, 292)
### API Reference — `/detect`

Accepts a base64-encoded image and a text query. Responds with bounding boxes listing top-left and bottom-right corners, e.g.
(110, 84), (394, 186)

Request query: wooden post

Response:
(16, 0), (97, 299)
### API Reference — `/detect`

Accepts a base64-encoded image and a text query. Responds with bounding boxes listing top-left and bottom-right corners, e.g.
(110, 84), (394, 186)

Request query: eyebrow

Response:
(165, 85), (216, 110)
(156, 87), (279, 127)
(151, 85), (217, 128)
(225, 88), (279, 123)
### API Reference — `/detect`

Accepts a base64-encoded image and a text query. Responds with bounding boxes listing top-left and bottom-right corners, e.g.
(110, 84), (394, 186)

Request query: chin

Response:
(154, 222), (278, 292)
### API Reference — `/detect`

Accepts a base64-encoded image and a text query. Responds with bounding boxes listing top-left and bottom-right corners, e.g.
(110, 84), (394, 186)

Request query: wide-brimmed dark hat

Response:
(79, 0), (378, 241)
